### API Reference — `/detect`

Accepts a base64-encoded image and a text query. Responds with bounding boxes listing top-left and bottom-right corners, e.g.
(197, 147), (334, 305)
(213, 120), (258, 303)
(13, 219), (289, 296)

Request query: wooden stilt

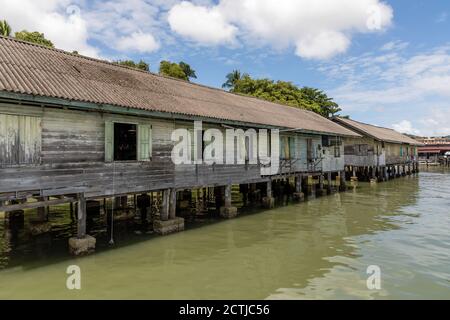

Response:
(77, 193), (86, 238)
(169, 189), (177, 220)
(161, 189), (170, 221)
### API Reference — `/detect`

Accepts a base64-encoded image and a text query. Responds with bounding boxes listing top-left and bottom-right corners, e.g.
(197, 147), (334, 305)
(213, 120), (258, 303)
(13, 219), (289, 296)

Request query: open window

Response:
(114, 123), (137, 161)
(105, 121), (152, 162)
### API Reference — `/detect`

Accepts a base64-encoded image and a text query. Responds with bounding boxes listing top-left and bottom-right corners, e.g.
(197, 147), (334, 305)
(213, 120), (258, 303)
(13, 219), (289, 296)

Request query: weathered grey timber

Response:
(0, 36), (364, 255)
(333, 117), (422, 183)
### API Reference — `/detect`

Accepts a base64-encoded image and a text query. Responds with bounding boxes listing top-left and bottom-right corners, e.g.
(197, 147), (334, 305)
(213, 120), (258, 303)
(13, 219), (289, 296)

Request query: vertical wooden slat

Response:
(105, 121), (114, 162)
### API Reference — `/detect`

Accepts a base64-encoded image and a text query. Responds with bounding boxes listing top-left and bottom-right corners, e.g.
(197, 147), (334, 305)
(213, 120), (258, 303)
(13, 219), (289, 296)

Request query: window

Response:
(280, 136), (295, 160)
(322, 135), (341, 147)
(0, 114), (41, 165)
(114, 123), (137, 161)
(105, 121), (152, 162)
(307, 138), (313, 162)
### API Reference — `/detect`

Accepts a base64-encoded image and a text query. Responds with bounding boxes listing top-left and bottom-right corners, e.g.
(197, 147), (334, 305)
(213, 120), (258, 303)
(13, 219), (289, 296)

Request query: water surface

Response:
(0, 169), (449, 299)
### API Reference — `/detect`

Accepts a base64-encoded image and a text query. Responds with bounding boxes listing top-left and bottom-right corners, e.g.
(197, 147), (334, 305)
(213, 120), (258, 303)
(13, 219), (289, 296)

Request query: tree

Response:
(179, 61), (197, 80)
(227, 73), (341, 118)
(159, 61), (188, 81)
(222, 70), (247, 90)
(0, 20), (11, 37)
(115, 59), (149, 71)
(299, 87), (342, 118)
(14, 30), (54, 48)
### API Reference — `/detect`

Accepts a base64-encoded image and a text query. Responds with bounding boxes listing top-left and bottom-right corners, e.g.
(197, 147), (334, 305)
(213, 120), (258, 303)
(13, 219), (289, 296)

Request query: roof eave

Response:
(0, 90), (357, 137)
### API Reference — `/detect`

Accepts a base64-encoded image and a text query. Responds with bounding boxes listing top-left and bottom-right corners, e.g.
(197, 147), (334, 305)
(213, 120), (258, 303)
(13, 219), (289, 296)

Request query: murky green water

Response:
(1, 168), (449, 299)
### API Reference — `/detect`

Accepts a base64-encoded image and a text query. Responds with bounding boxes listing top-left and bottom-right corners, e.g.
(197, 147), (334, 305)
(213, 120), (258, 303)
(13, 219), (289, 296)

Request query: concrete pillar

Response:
(69, 193), (96, 256)
(262, 180), (275, 209)
(220, 184), (238, 218)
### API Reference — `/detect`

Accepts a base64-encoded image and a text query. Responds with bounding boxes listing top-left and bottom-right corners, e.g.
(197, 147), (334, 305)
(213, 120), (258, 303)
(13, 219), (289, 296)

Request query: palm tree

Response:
(0, 20), (12, 37)
(179, 61), (197, 80)
(222, 70), (247, 90)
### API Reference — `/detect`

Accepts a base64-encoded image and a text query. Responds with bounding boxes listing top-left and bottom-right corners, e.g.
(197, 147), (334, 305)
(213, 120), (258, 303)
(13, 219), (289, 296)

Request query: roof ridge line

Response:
(0, 35), (330, 117)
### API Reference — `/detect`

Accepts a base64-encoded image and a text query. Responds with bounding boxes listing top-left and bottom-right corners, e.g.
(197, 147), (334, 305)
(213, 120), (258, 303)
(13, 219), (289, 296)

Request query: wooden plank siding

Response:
(0, 103), (346, 200)
(343, 135), (417, 167)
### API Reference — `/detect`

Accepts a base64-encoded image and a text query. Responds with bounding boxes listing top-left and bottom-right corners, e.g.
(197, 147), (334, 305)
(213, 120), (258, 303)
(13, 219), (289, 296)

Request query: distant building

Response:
(416, 136), (450, 145)
(416, 136), (450, 162)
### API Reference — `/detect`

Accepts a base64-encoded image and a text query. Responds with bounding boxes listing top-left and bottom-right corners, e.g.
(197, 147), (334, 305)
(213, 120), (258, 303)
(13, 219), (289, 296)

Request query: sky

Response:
(1, 0), (450, 137)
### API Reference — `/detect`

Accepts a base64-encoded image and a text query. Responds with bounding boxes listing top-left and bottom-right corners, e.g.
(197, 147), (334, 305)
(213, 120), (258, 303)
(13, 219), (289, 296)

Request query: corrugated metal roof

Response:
(334, 117), (423, 145)
(0, 36), (359, 137)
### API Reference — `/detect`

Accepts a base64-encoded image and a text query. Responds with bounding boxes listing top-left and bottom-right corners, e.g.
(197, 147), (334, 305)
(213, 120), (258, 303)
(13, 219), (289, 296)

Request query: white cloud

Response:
(0, 0), (165, 58)
(392, 120), (421, 135)
(168, 1), (237, 45)
(167, 0), (393, 60)
(319, 44), (450, 136)
(436, 12), (448, 23)
(381, 40), (409, 52)
(0, 0), (101, 58)
(116, 31), (160, 53)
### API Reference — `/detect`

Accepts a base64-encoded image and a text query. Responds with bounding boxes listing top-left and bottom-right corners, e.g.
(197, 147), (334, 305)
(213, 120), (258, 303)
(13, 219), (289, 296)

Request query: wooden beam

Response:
(161, 190), (170, 221)
(224, 184), (232, 208)
(77, 193), (86, 238)
(169, 189), (177, 220)
(0, 197), (76, 212)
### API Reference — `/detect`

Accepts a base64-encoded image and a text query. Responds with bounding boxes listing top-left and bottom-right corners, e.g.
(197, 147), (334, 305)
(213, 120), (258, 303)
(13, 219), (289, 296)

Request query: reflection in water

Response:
(0, 168), (449, 299)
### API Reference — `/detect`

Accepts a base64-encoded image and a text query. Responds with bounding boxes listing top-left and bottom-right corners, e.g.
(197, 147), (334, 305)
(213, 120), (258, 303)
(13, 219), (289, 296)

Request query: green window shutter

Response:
(138, 124), (152, 161)
(400, 145), (403, 157)
(105, 121), (114, 162)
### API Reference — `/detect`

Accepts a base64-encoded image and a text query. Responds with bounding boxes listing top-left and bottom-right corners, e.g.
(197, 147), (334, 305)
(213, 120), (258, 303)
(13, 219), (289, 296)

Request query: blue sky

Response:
(2, 0), (450, 136)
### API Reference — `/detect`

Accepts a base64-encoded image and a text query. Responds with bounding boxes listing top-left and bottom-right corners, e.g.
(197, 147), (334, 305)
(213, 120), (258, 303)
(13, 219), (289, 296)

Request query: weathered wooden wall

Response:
(343, 135), (416, 167)
(0, 103), (347, 201)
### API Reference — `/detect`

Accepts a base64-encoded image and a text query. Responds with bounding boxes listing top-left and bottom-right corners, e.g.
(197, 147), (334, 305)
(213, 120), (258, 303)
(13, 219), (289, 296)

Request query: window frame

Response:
(105, 120), (152, 163)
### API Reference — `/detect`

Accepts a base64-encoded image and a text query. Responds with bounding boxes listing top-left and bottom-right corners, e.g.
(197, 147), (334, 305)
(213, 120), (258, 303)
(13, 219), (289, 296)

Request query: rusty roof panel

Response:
(334, 117), (423, 145)
(0, 36), (359, 137)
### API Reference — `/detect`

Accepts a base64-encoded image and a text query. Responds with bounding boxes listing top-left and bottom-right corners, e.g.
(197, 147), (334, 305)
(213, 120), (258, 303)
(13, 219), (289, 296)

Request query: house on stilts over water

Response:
(0, 35), (415, 256)
(332, 117), (422, 182)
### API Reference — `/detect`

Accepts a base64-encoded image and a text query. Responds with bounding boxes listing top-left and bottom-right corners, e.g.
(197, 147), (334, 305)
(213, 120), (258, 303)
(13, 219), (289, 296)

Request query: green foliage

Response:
(14, 30), (54, 48)
(228, 73), (341, 118)
(299, 87), (342, 117)
(222, 70), (248, 89)
(0, 20), (11, 37)
(159, 61), (197, 81)
(115, 59), (149, 71)
(179, 61), (197, 79)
